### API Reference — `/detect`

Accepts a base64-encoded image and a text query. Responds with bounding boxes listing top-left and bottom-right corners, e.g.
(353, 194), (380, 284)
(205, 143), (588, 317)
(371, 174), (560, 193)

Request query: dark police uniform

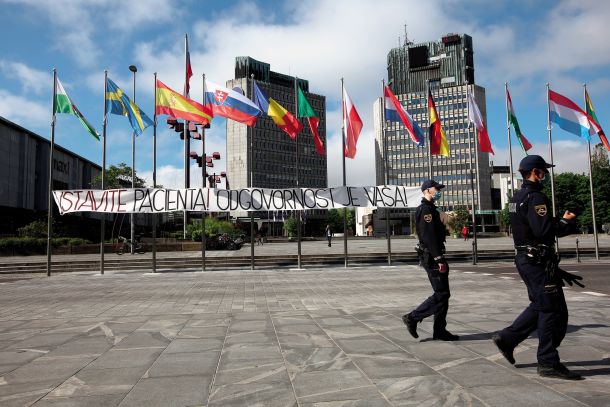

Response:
(403, 180), (457, 341)
(494, 155), (581, 379)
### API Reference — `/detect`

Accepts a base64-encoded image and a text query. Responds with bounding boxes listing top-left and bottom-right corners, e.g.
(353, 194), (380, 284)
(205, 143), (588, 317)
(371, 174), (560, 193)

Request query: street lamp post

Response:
(128, 65), (137, 254)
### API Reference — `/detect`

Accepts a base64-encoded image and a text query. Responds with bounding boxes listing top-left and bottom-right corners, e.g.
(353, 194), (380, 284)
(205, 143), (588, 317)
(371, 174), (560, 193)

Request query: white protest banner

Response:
(52, 185), (422, 215)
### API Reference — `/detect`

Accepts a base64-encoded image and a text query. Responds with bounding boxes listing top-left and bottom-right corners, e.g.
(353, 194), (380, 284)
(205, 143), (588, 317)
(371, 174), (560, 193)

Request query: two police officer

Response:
(492, 155), (584, 380)
(402, 180), (459, 341)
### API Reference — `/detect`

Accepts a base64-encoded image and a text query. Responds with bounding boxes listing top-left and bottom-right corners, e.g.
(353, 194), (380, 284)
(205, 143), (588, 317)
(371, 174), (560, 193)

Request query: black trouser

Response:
(498, 254), (568, 366)
(327, 236), (332, 246)
(410, 254), (450, 334)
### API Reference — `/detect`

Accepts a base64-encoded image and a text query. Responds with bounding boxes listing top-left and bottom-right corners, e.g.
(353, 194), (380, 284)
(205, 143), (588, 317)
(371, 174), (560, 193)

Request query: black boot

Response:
(492, 334), (515, 365)
(537, 363), (583, 380)
(433, 330), (459, 341)
(402, 314), (419, 338)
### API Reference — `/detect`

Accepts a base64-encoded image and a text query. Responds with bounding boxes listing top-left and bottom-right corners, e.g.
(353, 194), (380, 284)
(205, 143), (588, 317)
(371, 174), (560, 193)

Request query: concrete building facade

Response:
(225, 57), (328, 235)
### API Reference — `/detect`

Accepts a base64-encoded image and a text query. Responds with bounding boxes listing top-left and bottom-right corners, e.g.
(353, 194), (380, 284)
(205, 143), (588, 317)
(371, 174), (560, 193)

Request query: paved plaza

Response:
(0, 261), (609, 406)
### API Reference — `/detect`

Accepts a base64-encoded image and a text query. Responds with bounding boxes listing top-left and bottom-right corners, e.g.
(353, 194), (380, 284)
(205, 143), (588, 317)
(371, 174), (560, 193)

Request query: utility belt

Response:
(414, 243), (445, 263)
(516, 244), (561, 285)
(515, 244), (556, 264)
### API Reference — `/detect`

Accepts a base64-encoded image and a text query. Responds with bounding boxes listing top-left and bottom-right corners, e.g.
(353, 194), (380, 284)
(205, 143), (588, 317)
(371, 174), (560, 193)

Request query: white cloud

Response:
(6, 0), (183, 67)
(131, 0), (459, 186)
(0, 89), (48, 129)
(0, 61), (52, 95)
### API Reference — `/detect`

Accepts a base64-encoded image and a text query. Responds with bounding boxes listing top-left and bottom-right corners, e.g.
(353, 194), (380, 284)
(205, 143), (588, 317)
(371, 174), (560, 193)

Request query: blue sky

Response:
(1, 0), (610, 188)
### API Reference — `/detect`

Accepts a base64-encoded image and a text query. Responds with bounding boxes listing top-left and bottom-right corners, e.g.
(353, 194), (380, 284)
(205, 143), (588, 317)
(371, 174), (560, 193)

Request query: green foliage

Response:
(17, 220), (49, 238)
(499, 203), (511, 231)
(540, 148), (610, 233)
(91, 163), (147, 189)
(283, 217), (298, 238)
(0, 237), (90, 254)
(327, 208), (355, 233)
(447, 206), (470, 233)
(186, 218), (239, 241)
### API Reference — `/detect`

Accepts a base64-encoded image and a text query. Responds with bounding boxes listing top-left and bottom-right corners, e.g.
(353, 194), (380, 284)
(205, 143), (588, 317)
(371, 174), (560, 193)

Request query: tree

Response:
(91, 163), (147, 189)
(591, 145), (610, 227)
(283, 216), (298, 238)
(499, 203), (510, 233)
(447, 206), (470, 234)
(327, 208), (355, 234)
(547, 172), (589, 230)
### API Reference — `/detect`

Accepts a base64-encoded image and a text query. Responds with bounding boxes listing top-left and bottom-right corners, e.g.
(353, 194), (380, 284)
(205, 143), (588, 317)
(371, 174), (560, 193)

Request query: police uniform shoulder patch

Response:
(424, 214), (432, 223)
(534, 204), (547, 216)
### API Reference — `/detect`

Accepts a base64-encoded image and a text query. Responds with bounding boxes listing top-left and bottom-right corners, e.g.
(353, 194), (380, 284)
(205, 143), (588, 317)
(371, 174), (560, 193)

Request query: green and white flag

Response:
(54, 77), (99, 140)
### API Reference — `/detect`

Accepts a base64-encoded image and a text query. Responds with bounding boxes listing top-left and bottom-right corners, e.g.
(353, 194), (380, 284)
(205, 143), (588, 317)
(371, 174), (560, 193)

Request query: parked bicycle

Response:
(115, 235), (146, 255)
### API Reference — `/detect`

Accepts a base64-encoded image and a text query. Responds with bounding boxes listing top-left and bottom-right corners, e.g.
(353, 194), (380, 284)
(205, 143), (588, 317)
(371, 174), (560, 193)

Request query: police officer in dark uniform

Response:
(492, 155), (584, 380)
(402, 180), (459, 341)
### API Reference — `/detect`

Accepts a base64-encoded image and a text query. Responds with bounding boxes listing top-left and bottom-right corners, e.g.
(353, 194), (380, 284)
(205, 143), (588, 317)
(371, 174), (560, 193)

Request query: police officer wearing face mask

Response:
(402, 180), (459, 341)
(492, 155), (584, 380)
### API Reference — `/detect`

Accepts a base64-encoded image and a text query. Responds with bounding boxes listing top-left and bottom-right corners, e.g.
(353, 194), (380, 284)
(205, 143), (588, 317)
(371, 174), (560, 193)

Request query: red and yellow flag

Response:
(428, 91), (450, 157)
(155, 80), (212, 125)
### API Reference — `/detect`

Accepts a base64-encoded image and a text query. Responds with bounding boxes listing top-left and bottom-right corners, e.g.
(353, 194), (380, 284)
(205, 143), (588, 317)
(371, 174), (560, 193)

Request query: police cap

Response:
(518, 155), (555, 172)
(421, 179), (445, 191)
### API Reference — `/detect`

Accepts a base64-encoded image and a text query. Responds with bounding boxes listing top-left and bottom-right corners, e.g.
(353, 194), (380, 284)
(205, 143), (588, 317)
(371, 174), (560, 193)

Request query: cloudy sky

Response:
(1, 0), (610, 189)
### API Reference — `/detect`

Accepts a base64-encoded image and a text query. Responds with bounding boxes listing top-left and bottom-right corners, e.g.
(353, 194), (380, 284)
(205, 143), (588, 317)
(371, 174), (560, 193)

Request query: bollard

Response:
(576, 238), (581, 263)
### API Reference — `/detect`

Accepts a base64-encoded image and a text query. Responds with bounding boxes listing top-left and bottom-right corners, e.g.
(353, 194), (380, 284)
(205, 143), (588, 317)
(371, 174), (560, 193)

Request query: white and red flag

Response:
(342, 85), (363, 158)
(467, 92), (494, 154)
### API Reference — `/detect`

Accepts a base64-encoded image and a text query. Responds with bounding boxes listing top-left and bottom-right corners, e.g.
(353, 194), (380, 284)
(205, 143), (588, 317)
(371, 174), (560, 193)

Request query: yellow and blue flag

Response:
(106, 78), (153, 136)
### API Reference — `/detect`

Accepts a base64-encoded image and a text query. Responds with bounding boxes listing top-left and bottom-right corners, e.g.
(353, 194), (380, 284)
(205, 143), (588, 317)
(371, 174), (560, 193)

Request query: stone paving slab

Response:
(0, 264), (608, 406)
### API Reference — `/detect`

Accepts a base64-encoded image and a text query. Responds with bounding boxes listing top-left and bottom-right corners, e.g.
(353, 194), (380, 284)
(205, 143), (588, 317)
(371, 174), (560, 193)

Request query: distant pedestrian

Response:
(325, 224), (333, 247)
(462, 225), (469, 241)
(402, 180), (459, 342)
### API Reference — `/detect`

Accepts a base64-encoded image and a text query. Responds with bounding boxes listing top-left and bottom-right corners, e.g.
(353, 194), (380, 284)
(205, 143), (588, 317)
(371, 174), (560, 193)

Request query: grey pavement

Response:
(0, 262), (609, 406)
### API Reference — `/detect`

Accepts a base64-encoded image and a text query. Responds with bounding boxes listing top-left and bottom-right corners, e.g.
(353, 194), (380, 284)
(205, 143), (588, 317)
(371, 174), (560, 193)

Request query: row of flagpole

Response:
(44, 41), (607, 276)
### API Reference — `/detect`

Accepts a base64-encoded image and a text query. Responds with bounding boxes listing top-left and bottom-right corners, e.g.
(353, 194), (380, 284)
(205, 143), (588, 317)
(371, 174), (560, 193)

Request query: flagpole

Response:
(46, 68), (57, 277)
(152, 72), (157, 273)
(381, 79), (391, 266)
(183, 33), (190, 239)
(466, 84), (478, 265)
(584, 84), (600, 260)
(100, 70), (108, 275)
(249, 74), (255, 270)
(341, 78), (348, 268)
(505, 82), (515, 197)
(426, 80), (432, 179)
(472, 85), (482, 209)
(295, 76), (302, 269)
(129, 64), (137, 254)
(546, 84), (559, 252)
(201, 73), (207, 271)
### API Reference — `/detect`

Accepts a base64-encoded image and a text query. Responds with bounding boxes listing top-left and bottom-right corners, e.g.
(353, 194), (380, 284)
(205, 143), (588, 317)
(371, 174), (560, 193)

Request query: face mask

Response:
(433, 191), (442, 201)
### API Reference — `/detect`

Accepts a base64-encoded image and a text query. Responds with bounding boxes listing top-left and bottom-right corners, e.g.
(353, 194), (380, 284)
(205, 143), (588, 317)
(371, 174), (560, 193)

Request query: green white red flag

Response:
(54, 77), (99, 140)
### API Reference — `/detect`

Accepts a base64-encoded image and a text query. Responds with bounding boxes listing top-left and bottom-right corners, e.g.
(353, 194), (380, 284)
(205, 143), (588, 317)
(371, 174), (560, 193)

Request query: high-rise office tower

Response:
(374, 33), (492, 210)
(225, 57), (327, 231)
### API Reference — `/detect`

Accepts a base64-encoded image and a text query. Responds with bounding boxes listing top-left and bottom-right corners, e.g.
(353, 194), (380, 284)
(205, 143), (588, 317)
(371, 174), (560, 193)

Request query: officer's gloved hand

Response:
(435, 256), (447, 273)
(559, 268), (585, 288)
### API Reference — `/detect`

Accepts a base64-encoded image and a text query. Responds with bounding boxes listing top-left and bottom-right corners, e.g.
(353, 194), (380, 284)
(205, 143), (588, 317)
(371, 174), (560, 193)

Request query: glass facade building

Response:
(374, 33), (492, 210)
